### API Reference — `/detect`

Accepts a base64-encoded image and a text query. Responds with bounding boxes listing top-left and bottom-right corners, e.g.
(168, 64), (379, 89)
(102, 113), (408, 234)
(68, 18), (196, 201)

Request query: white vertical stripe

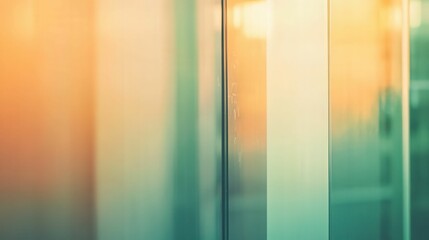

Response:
(267, 0), (329, 239)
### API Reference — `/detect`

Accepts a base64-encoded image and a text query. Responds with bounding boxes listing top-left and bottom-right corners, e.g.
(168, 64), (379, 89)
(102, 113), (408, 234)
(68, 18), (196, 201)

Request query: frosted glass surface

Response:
(0, 0), (223, 239)
(329, 0), (405, 239)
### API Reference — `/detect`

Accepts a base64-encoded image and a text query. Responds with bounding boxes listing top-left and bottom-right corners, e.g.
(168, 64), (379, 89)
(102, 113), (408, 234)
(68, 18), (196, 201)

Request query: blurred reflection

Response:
(94, 0), (223, 239)
(0, 1), (95, 239)
(226, 0), (267, 239)
(330, 0), (404, 240)
(410, 1), (429, 239)
(0, 0), (222, 239)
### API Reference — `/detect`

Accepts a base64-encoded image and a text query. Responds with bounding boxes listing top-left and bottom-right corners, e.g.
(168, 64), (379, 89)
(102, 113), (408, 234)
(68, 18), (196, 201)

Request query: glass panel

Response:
(0, 0), (223, 239)
(267, 0), (329, 239)
(95, 0), (223, 239)
(410, 1), (429, 239)
(329, 0), (405, 240)
(226, 0), (267, 239)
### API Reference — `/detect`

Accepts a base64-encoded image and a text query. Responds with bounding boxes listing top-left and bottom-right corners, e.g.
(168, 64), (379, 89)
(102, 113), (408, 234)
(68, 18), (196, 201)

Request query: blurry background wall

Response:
(0, 0), (222, 239)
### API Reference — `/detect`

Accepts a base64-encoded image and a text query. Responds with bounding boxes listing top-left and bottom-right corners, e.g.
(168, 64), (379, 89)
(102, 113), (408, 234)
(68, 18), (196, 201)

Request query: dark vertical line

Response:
(221, 0), (229, 239)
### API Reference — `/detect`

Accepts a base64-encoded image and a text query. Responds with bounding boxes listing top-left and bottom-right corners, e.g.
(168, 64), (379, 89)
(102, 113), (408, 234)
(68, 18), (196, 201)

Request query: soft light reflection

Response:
(410, 1), (422, 28)
(232, 2), (267, 39)
(11, 1), (34, 38)
(387, 5), (403, 32)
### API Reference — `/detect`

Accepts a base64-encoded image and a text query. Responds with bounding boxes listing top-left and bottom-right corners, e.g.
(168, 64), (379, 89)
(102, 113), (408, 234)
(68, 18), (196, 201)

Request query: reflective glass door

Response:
(0, 1), (418, 240)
